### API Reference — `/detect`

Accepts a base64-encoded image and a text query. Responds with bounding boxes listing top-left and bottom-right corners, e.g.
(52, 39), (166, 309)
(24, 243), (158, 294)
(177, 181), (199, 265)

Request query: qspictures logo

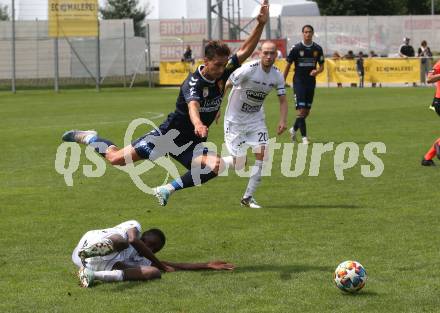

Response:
(55, 118), (386, 195)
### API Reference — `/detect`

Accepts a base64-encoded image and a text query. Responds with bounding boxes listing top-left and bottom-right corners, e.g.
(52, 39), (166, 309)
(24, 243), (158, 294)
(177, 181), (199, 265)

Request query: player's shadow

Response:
(266, 204), (361, 210)
(202, 264), (333, 281)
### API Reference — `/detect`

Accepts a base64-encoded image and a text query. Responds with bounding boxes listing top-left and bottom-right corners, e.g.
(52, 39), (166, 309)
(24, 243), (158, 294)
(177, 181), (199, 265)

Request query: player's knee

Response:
(107, 154), (126, 166)
(108, 235), (129, 251)
(141, 267), (161, 280)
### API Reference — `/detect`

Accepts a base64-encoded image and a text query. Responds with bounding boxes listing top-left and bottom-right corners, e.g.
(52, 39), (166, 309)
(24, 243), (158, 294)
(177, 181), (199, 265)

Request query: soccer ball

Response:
(334, 260), (367, 293)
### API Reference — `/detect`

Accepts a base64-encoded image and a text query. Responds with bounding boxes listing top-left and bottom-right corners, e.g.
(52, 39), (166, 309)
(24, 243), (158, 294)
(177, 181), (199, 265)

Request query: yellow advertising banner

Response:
(159, 61), (202, 85)
(366, 58), (420, 83)
(48, 0), (98, 37)
(159, 58), (421, 85)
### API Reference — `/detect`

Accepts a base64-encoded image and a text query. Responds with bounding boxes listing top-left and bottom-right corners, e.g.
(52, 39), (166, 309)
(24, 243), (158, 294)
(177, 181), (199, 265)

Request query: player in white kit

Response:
(223, 41), (288, 208)
(72, 220), (234, 287)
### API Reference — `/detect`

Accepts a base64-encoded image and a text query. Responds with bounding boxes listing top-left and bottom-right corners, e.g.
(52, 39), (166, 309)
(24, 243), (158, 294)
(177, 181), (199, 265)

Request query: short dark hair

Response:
(141, 228), (166, 249)
(302, 25), (314, 33)
(205, 40), (231, 59)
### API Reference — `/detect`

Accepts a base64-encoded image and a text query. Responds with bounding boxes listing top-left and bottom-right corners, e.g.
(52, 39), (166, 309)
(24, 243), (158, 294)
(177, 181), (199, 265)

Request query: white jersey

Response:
(72, 220), (147, 271)
(225, 60), (286, 126)
(100, 220), (142, 240)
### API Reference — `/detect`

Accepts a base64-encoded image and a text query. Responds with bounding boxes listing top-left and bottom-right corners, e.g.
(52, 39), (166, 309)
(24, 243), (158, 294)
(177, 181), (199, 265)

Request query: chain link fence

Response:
(0, 14), (150, 91)
(2, 0), (440, 90)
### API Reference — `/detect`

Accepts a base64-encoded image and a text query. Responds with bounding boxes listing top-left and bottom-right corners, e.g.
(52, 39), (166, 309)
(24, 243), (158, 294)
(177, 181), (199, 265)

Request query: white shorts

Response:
(224, 120), (268, 157)
(72, 230), (152, 271)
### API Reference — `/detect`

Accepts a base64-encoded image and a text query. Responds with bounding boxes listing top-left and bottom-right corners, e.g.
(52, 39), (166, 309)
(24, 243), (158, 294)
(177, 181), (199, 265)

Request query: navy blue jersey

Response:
(159, 54), (240, 142)
(286, 42), (324, 82)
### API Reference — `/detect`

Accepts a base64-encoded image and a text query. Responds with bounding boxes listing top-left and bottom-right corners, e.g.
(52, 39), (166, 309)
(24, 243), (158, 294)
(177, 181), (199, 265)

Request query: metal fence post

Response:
(54, 38), (59, 92)
(96, 19), (101, 91)
(11, 0), (16, 93)
(146, 23), (152, 88)
(123, 21), (127, 88)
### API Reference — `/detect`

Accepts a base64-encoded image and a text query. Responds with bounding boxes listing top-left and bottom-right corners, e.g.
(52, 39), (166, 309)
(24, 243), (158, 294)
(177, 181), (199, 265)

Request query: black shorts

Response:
(132, 129), (209, 170)
(293, 80), (316, 109)
(432, 98), (440, 116)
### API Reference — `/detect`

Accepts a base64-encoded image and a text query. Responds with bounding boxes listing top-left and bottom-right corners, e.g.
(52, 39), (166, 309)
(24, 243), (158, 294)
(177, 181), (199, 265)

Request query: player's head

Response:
(403, 37), (410, 44)
(141, 228), (166, 253)
(260, 41), (277, 67)
(203, 40), (231, 80)
(302, 25), (314, 41)
(421, 40), (427, 47)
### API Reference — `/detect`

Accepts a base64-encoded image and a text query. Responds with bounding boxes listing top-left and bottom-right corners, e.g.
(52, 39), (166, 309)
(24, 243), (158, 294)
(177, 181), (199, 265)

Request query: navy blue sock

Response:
(171, 169), (218, 191)
(299, 118), (307, 137)
(293, 118), (300, 131)
(88, 136), (116, 157)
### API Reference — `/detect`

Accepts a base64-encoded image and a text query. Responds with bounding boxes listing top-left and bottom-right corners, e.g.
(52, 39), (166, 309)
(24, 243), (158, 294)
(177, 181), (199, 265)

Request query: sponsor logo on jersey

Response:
(241, 102), (263, 113)
(203, 87), (209, 98)
(246, 90), (267, 101)
(300, 50), (304, 57)
(200, 96), (222, 112)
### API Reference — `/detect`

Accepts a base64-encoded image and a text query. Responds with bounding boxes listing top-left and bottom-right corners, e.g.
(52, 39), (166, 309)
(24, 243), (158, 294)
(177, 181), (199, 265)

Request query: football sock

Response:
(298, 117), (307, 137)
(93, 270), (124, 282)
(88, 136), (116, 157)
(293, 118), (300, 131)
(167, 167), (218, 192)
(243, 160), (263, 199)
(424, 138), (440, 160)
(424, 146), (436, 160)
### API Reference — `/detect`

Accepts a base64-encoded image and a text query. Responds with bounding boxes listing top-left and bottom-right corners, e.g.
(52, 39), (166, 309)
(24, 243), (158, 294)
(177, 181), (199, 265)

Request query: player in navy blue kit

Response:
(283, 25), (324, 144)
(62, 1), (269, 206)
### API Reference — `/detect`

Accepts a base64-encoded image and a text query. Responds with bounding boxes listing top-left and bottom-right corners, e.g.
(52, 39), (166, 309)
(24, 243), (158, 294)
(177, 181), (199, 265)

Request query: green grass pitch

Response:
(1, 86), (439, 312)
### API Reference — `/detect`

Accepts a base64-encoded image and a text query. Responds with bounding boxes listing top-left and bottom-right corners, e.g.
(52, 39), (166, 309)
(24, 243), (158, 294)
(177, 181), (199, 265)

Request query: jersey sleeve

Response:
(275, 71), (286, 96)
(182, 76), (203, 103)
(115, 220), (142, 239)
(221, 54), (241, 81)
(318, 46), (325, 65)
(228, 62), (252, 87)
(286, 46), (296, 63)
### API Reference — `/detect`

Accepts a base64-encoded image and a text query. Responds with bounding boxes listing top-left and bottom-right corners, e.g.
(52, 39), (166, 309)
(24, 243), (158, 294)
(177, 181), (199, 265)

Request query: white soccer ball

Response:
(334, 260), (367, 293)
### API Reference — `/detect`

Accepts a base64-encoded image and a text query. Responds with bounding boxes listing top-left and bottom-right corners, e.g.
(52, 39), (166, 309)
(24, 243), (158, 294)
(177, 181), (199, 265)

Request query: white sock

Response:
(243, 160), (263, 199)
(221, 156), (234, 169)
(93, 270), (124, 282)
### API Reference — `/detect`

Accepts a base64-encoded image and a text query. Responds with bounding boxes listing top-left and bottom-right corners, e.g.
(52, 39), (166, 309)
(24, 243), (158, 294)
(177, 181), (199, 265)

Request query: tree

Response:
(0, 5), (9, 21)
(100, 0), (152, 36)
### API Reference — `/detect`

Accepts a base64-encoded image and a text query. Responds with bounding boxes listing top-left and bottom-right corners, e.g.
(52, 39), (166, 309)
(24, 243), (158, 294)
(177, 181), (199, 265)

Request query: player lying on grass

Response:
(421, 65), (440, 166)
(62, 1), (269, 207)
(220, 41), (288, 208)
(72, 220), (234, 288)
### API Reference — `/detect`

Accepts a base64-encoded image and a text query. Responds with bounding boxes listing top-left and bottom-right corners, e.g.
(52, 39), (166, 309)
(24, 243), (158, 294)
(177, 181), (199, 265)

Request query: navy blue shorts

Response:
(293, 80), (316, 109)
(131, 129), (209, 170)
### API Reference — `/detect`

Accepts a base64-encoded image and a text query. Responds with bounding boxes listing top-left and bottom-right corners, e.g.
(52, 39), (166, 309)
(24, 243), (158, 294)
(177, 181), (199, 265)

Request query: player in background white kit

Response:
(221, 41), (288, 208)
(72, 220), (234, 287)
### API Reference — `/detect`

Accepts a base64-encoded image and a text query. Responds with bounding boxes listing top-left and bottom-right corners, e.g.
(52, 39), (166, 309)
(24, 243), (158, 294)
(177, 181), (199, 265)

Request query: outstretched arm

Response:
(161, 260), (235, 271)
(236, 0), (269, 64)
